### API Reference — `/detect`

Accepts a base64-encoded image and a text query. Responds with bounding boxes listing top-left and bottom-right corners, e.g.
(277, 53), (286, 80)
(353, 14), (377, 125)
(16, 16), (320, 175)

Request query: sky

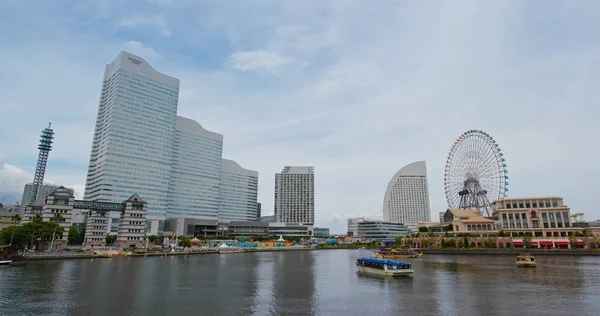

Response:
(0, 0), (599, 234)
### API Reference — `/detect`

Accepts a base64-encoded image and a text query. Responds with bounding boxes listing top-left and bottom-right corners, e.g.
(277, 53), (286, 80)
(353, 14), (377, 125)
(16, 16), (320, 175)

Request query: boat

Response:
(515, 254), (536, 268)
(0, 256), (12, 266)
(375, 248), (423, 259)
(355, 257), (414, 277)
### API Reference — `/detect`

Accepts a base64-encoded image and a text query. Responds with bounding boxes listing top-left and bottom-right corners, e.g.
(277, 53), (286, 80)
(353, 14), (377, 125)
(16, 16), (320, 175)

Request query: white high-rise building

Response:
(84, 51), (179, 234)
(168, 116), (224, 221)
(218, 159), (258, 222)
(383, 161), (431, 225)
(274, 166), (315, 225)
(84, 51), (259, 235)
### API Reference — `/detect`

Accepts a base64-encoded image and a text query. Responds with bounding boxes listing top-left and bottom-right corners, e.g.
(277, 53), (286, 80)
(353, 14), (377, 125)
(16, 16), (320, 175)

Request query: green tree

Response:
(445, 224), (454, 232)
(568, 235), (577, 248)
(9, 213), (22, 245)
(68, 226), (82, 245)
(106, 234), (117, 245)
(418, 226), (428, 232)
(32, 214), (43, 223)
(522, 233), (533, 248)
(497, 230), (507, 237)
(49, 214), (65, 250)
(148, 235), (159, 244)
(395, 236), (404, 246)
(427, 231), (434, 237)
(178, 236), (192, 249)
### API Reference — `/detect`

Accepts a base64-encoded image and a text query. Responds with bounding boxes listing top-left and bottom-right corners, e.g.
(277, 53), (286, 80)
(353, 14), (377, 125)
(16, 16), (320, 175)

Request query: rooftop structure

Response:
(29, 123), (55, 204)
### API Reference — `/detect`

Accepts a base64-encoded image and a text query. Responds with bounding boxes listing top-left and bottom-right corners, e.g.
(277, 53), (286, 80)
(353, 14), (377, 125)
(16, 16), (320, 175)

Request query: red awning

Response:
(540, 241), (553, 246)
(530, 242), (539, 246)
(555, 241), (569, 246)
(513, 241), (523, 245)
(577, 241), (584, 246)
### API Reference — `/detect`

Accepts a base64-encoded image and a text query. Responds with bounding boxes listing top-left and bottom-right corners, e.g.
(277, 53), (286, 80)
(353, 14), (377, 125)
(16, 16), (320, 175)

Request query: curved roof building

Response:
(383, 161), (431, 225)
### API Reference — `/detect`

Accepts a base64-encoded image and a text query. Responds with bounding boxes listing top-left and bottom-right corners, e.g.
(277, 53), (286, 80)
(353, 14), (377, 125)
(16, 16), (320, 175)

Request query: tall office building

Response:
(21, 183), (74, 207)
(383, 161), (431, 225)
(84, 51), (180, 234)
(274, 166), (314, 225)
(218, 159), (258, 222)
(257, 202), (262, 219)
(84, 51), (260, 235)
(167, 116), (223, 221)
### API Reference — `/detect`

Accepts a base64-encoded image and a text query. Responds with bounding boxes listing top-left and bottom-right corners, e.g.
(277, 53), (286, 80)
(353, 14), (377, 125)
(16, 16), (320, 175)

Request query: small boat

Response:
(375, 248), (423, 259)
(356, 258), (414, 277)
(0, 258), (12, 266)
(515, 254), (536, 268)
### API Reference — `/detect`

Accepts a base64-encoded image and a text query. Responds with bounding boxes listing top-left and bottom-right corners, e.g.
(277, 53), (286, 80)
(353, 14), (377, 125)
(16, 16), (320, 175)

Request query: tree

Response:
(68, 227), (83, 245)
(32, 214), (43, 223)
(568, 235), (577, 248)
(427, 231), (434, 237)
(148, 235), (159, 244)
(445, 224), (453, 232)
(106, 234), (117, 245)
(395, 236), (404, 246)
(9, 213), (22, 245)
(418, 226), (428, 232)
(497, 230), (507, 237)
(49, 214), (65, 251)
(522, 233), (533, 248)
(178, 236), (191, 249)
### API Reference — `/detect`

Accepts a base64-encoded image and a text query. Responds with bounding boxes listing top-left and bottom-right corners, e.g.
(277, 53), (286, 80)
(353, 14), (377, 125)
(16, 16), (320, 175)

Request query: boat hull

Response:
(356, 266), (414, 277)
(0, 260), (12, 266)
(515, 262), (536, 268)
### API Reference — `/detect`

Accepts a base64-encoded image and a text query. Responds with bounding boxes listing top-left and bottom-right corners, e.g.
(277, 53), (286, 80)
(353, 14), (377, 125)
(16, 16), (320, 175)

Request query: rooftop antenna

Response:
(30, 122), (55, 203)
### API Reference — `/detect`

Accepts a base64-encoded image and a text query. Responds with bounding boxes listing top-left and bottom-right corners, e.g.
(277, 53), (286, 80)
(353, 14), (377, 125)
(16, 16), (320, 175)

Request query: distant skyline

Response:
(1, 1), (599, 233)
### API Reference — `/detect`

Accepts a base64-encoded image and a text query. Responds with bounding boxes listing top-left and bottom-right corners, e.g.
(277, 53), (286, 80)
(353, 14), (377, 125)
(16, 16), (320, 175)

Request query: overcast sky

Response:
(1, 1), (598, 234)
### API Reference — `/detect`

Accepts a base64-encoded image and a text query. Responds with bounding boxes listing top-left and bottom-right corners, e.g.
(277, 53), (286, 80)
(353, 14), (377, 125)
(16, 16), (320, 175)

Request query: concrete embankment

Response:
(22, 247), (320, 261)
(419, 249), (600, 256)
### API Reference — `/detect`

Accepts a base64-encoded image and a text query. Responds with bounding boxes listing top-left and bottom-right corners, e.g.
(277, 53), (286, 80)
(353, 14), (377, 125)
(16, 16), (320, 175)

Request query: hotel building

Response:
(383, 161), (431, 226)
(274, 166), (315, 225)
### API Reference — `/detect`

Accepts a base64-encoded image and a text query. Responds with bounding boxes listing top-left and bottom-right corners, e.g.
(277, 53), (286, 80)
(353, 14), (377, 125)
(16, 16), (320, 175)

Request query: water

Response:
(1, 250), (599, 315)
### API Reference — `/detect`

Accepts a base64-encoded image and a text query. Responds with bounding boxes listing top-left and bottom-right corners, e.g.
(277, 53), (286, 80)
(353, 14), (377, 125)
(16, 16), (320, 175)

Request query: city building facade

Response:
(274, 166), (315, 225)
(167, 116), (224, 221)
(83, 51), (259, 234)
(314, 227), (330, 238)
(257, 202), (262, 219)
(383, 161), (431, 226)
(347, 217), (410, 239)
(492, 197), (583, 238)
(21, 183), (74, 207)
(218, 159), (258, 222)
(83, 51), (180, 234)
(116, 194), (148, 249)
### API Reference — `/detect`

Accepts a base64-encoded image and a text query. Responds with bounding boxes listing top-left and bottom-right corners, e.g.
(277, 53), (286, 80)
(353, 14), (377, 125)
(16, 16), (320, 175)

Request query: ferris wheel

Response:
(444, 129), (509, 217)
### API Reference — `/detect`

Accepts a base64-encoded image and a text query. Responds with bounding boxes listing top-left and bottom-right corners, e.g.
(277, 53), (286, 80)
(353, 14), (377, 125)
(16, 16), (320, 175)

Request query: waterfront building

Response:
(383, 161), (431, 225)
(218, 159), (258, 222)
(167, 116), (223, 221)
(83, 210), (110, 248)
(0, 205), (20, 229)
(84, 51), (180, 235)
(492, 197), (584, 238)
(347, 217), (409, 239)
(442, 208), (480, 223)
(314, 227), (330, 238)
(21, 183), (74, 207)
(274, 166), (315, 225)
(83, 51), (259, 234)
(116, 194), (148, 249)
(164, 218), (219, 238)
(227, 221), (269, 237)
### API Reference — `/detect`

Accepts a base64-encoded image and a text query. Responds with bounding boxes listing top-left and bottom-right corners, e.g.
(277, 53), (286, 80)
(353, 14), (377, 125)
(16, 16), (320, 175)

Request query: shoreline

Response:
(20, 246), (325, 261)
(418, 248), (600, 256)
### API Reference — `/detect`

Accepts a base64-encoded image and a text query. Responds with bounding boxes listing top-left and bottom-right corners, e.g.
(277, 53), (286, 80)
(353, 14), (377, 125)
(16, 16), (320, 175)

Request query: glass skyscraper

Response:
(84, 52), (179, 234)
(167, 116), (223, 220)
(84, 51), (258, 234)
(219, 159), (259, 222)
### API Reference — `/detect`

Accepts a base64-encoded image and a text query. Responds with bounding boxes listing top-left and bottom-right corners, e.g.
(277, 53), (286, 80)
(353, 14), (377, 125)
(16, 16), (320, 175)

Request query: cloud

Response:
(123, 41), (160, 61)
(118, 13), (171, 37)
(1, 1), (599, 234)
(227, 50), (299, 72)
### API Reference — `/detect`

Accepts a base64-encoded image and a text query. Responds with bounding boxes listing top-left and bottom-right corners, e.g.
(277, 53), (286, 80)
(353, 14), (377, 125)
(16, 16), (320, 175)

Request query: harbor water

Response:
(1, 250), (599, 315)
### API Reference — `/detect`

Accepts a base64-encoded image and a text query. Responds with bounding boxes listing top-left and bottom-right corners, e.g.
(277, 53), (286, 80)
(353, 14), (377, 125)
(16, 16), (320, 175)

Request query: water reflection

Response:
(1, 252), (600, 315)
(271, 251), (316, 316)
